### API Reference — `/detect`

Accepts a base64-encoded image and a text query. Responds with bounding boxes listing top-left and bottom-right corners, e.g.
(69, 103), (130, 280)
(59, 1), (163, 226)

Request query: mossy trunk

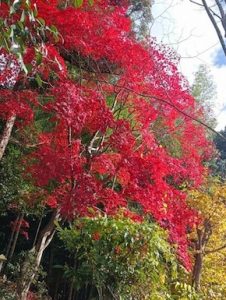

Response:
(0, 115), (16, 160)
(17, 210), (59, 300)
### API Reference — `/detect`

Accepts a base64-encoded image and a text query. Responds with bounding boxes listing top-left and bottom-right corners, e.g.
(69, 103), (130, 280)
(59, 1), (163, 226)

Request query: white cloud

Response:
(151, 0), (226, 131)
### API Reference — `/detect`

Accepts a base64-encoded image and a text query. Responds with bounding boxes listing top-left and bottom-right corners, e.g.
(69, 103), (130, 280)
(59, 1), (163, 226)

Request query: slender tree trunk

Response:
(192, 228), (204, 291)
(0, 213), (23, 273)
(68, 282), (74, 300)
(32, 215), (43, 248)
(68, 260), (76, 300)
(72, 288), (76, 300)
(47, 244), (54, 287)
(192, 251), (203, 291)
(0, 114), (16, 160)
(97, 287), (103, 300)
(17, 210), (60, 300)
(192, 220), (212, 291)
(87, 285), (95, 300)
(53, 274), (60, 300)
(97, 287), (113, 300)
(5, 214), (20, 258)
(8, 213), (24, 261)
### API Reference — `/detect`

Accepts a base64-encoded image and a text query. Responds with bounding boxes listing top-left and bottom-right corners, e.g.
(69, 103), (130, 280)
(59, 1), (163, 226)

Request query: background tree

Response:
(188, 177), (226, 297)
(128, 0), (154, 38)
(213, 127), (226, 178)
(189, 0), (226, 57)
(191, 64), (217, 129)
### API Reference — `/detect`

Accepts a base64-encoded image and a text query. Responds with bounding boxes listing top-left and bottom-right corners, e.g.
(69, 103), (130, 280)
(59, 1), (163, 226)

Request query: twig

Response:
(205, 243), (226, 254)
(96, 80), (226, 140)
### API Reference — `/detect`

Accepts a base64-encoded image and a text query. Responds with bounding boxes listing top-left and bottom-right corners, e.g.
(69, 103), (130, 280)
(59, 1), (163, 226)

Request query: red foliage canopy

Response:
(0, 0), (213, 269)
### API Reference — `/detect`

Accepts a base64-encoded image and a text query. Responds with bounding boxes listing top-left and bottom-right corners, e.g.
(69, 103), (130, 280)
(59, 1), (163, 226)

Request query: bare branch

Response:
(190, 0), (221, 19)
(215, 0), (225, 19)
(201, 0), (226, 56)
(205, 243), (226, 254)
(180, 42), (219, 59)
(96, 79), (226, 140)
(9, 137), (44, 149)
(189, 0), (204, 8)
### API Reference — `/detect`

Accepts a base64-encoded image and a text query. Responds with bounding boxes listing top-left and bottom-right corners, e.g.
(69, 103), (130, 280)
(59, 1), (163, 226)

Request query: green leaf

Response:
(35, 74), (43, 87)
(37, 18), (45, 26)
(35, 50), (42, 65)
(25, 63), (33, 73)
(50, 25), (58, 35)
(17, 21), (25, 30)
(54, 219), (61, 229)
(18, 53), (28, 74)
(33, 3), (38, 17)
(74, 0), (83, 8)
(20, 10), (26, 22)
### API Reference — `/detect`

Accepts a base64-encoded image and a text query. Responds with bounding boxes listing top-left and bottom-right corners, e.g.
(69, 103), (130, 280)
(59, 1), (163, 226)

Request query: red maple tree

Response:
(0, 0), (213, 272)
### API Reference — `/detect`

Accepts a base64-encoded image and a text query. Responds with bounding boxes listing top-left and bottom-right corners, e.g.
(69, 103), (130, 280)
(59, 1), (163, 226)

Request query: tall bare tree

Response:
(190, 0), (226, 56)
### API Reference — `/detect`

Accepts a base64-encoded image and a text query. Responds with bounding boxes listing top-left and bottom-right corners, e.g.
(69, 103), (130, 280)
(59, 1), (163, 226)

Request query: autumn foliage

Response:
(0, 0), (213, 271)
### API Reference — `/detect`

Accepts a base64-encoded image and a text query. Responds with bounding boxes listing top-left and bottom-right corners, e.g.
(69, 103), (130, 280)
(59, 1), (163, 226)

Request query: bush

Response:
(58, 213), (179, 299)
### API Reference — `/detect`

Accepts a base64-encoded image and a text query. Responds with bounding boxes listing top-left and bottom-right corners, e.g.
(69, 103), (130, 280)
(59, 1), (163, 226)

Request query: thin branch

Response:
(190, 0), (221, 19)
(9, 137), (45, 148)
(205, 243), (226, 254)
(32, 215), (43, 248)
(189, 0), (204, 7)
(215, 0), (225, 19)
(180, 42), (219, 59)
(96, 80), (226, 140)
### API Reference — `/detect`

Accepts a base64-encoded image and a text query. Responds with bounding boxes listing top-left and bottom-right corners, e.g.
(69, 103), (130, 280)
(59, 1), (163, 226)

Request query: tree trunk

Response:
(192, 228), (204, 291)
(8, 213), (24, 261)
(192, 251), (203, 291)
(192, 219), (212, 291)
(5, 214), (20, 259)
(0, 214), (20, 273)
(0, 114), (16, 160)
(97, 287), (114, 300)
(17, 210), (60, 300)
(68, 282), (74, 300)
(32, 215), (43, 248)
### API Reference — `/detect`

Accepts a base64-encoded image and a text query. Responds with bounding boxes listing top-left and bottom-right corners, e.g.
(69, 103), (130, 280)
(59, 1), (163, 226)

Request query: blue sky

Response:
(213, 48), (226, 67)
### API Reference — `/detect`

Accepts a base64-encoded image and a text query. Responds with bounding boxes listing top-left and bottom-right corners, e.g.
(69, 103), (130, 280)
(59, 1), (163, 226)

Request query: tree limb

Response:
(96, 79), (226, 140)
(201, 0), (226, 56)
(189, 0), (221, 19)
(215, 0), (225, 19)
(205, 243), (226, 254)
(189, 0), (204, 7)
(0, 114), (16, 160)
